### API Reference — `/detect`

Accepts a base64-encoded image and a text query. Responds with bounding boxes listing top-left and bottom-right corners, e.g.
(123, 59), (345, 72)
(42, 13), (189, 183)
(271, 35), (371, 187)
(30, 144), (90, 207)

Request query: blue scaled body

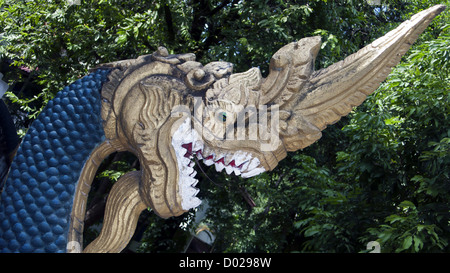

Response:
(0, 69), (110, 252)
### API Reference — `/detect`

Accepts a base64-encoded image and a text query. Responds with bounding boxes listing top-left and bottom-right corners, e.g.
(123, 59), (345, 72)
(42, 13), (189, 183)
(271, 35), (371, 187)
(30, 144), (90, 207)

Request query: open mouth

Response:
(171, 118), (265, 211)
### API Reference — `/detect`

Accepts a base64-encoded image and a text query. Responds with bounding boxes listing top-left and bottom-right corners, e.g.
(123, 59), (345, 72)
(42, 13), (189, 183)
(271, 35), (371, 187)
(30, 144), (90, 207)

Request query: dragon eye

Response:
(215, 111), (227, 122)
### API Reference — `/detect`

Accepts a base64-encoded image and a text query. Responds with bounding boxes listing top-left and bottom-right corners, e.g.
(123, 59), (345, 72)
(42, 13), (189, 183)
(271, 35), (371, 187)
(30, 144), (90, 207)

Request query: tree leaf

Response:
(397, 236), (413, 252)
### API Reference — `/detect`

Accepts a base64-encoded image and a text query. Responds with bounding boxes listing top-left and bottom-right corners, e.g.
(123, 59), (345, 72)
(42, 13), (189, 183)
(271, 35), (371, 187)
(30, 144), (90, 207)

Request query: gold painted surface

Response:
(66, 140), (125, 253)
(83, 171), (146, 253)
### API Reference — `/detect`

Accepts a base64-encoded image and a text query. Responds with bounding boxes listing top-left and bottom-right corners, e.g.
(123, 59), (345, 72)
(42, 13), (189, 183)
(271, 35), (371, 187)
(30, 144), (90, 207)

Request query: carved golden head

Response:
(97, 5), (446, 219)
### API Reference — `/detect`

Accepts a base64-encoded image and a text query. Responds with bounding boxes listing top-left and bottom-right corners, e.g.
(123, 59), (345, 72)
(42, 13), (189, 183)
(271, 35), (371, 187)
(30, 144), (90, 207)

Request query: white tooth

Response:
(247, 158), (260, 170)
(234, 169), (241, 176)
(182, 167), (192, 176)
(239, 161), (250, 172)
(203, 146), (213, 158)
(184, 176), (196, 185)
(181, 156), (190, 166)
(203, 159), (214, 166)
(225, 165), (233, 175)
(215, 163), (225, 172)
(192, 187), (200, 197)
(224, 153), (234, 165)
(184, 185), (198, 197)
(191, 179), (199, 187)
(210, 153), (216, 161)
(181, 196), (202, 211)
(181, 167), (191, 178)
(233, 151), (251, 166)
(241, 167), (265, 178)
(189, 197), (202, 208)
(193, 140), (204, 152)
(173, 117), (204, 211)
(241, 172), (251, 178)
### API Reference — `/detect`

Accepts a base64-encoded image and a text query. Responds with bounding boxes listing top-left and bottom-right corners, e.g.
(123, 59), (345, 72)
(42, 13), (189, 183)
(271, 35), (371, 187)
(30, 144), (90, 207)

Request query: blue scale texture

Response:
(0, 69), (111, 252)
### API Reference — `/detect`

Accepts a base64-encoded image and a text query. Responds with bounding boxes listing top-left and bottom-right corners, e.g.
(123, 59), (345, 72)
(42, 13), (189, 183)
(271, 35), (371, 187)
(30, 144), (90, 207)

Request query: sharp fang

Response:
(215, 163), (225, 172)
(172, 117), (204, 211)
(225, 165), (233, 175)
(193, 140), (203, 151)
(239, 161), (250, 172)
(192, 187), (200, 197)
(241, 168), (265, 178)
(203, 159), (214, 166)
(185, 185), (199, 197)
(190, 197), (202, 208)
(202, 147), (213, 159)
(232, 151), (250, 166)
(181, 156), (191, 166)
(191, 179), (199, 187)
(234, 169), (241, 176)
(242, 158), (259, 172)
(224, 153), (234, 165)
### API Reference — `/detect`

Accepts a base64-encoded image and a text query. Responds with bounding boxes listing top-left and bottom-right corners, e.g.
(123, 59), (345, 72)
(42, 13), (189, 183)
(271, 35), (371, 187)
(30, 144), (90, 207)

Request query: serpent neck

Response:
(0, 69), (111, 252)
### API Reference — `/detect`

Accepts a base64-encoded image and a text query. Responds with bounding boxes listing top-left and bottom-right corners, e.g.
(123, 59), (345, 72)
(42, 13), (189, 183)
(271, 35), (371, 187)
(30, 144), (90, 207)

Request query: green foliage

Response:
(137, 210), (195, 253)
(96, 160), (137, 182)
(1, 0), (449, 253)
(334, 13), (450, 252)
(195, 153), (351, 252)
(365, 201), (448, 252)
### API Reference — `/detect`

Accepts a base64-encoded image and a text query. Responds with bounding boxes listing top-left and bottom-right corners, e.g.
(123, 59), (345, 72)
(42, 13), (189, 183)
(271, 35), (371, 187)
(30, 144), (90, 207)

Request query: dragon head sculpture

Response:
(100, 40), (321, 218)
(96, 5), (446, 222)
(78, 5), (448, 252)
(0, 5), (444, 253)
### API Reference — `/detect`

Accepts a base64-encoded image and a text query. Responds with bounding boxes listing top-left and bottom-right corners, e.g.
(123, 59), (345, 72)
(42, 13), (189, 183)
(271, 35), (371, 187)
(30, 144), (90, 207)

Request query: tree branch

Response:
(193, 0), (241, 60)
(190, 0), (209, 42)
(207, 0), (233, 17)
(162, 2), (175, 44)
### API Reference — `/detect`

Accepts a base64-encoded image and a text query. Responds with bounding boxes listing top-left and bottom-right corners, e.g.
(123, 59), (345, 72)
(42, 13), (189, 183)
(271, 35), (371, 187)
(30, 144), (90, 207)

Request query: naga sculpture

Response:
(0, 5), (445, 253)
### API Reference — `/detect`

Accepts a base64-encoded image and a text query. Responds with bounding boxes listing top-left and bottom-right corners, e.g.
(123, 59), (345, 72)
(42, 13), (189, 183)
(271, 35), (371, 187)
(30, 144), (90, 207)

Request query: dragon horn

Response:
(271, 5), (446, 151)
